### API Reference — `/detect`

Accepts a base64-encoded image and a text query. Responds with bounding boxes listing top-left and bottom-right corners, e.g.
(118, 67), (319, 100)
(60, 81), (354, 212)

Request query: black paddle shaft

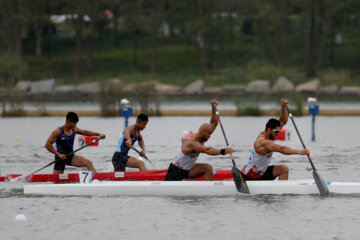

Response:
(214, 105), (250, 194)
(285, 105), (329, 197)
(214, 105), (236, 167)
(285, 106), (317, 170)
(132, 147), (157, 169)
(26, 137), (102, 177)
(71, 137), (102, 155)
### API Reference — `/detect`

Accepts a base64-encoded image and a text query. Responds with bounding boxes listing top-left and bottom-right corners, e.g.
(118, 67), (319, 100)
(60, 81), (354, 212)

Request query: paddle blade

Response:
(232, 167), (250, 194)
(313, 170), (330, 197)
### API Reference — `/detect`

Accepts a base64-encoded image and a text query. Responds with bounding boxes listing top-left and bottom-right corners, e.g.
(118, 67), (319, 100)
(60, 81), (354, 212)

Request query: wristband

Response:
(220, 148), (226, 155)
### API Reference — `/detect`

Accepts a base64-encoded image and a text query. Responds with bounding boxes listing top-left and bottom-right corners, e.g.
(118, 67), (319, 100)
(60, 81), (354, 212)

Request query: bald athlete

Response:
(164, 99), (233, 181)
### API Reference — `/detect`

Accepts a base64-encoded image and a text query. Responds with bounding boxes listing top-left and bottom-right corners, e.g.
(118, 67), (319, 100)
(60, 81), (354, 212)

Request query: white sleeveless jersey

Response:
(172, 132), (202, 171)
(241, 133), (273, 178)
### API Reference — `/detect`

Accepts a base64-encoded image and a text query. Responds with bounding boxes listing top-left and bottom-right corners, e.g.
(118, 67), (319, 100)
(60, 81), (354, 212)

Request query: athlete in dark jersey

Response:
(53, 126), (77, 170)
(112, 113), (148, 172)
(45, 112), (106, 174)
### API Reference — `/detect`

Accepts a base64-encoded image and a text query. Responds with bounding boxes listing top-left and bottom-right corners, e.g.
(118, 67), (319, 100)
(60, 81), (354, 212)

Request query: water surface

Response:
(1, 115), (360, 240)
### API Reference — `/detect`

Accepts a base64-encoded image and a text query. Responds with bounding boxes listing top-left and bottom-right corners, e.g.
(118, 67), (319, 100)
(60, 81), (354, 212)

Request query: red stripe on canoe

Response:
(0, 170), (233, 183)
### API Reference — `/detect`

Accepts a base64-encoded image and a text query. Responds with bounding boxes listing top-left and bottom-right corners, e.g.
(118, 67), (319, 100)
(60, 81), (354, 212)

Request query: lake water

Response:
(1, 115), (360, 240)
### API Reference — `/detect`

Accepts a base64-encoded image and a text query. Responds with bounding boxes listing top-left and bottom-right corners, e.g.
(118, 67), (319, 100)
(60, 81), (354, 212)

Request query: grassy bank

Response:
(22, 35), (360, 88)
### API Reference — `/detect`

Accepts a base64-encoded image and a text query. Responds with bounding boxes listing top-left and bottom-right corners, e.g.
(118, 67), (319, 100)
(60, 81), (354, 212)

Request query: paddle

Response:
(21, 137), (103, 181)
(285, 105), (329, 197)
(214, 105), (250, 194)
(132, 147), (157, 169)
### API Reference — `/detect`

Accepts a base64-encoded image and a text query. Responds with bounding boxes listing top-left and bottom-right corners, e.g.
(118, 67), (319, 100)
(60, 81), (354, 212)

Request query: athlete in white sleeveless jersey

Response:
(241, 99), (310, 180)
(172, 132), (201, 170)
(242, 133), (273, 179)
(164, 99), (233, 181)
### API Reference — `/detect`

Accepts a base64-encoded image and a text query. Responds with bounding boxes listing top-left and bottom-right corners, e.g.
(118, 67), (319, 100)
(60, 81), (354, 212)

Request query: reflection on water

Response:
(249, 194), (292, 206)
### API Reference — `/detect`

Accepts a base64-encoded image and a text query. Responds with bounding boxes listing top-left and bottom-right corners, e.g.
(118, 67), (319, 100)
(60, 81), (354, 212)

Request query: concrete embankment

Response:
(3, 109), (360, 117)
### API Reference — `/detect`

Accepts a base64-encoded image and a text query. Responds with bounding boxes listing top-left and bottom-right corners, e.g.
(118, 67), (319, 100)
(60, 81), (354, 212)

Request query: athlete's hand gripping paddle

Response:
(214, 105), (250, 194)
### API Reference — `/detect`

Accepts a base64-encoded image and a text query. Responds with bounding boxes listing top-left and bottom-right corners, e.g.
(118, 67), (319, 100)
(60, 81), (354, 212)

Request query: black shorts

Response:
(243, 165), (276, 181)
(163, 163), (190, 181)
(54, 154), (75, 171)
(112, 152), (130, 171)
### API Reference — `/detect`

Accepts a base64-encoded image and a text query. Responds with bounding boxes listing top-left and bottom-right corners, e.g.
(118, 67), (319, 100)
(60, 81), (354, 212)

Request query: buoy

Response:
(307, 97), (318, 103)
(78, 136), (99, 147)
(13, 137), (19, 141)
(14, 214), (27, 222)
(275, 128), (291, 141)
(120, 98), (130, 105)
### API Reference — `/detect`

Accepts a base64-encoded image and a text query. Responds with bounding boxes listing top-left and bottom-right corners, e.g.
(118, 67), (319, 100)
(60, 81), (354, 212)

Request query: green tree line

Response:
(0, 0), (359, 86)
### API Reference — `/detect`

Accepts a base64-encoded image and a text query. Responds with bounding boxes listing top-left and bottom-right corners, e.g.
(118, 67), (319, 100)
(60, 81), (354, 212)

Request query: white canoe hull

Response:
(23, 179), (360, 196)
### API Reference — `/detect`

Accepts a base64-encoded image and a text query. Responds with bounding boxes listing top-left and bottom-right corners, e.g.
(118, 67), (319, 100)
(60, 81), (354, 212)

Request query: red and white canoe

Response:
(0, 169), (233, 183)
(24, 179), (360, 196)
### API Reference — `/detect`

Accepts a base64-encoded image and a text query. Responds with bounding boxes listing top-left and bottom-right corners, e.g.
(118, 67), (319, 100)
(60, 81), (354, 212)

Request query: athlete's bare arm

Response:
(184, 140), (232, 156)
(137, 134), (146, 157)
(253, 138), (268, 155)
(76, 127), (106, 139)
(121, 125), (133, 148)
(209, 99), (219, 131)
(263, 140), (309, 155)
(279, 99), (289, 128)
(45, 128), (66, 159)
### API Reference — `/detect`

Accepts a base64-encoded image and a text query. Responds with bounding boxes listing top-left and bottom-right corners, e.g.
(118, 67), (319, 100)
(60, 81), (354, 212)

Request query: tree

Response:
(245, 0), (302, 67)
(84, 0), (101, 70)
(139, 0), (167, 73)
(0, 0), (26, 60)
(59, 0), (102, 76)
(172, 0), (216, 76)
(304, 0), (327, 77)
(0, 54), (27, 87)
(213, 0), (240, 68)
(24, 0), (51, 57)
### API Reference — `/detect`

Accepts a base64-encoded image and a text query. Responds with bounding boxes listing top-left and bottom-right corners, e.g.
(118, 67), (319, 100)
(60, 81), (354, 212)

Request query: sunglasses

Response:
(272, 129), (281, 134)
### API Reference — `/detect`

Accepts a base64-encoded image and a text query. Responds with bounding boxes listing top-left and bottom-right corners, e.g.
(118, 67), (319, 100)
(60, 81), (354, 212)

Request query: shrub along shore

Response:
(1, 75), (360, 117)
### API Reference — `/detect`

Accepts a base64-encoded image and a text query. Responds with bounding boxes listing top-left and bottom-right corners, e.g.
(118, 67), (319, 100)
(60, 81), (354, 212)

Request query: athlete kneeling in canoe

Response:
(241, 99), (309, 180)
(112, 113), (148, 172)
(164, 99), (233, 181)
(45, 112), (106, 174)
